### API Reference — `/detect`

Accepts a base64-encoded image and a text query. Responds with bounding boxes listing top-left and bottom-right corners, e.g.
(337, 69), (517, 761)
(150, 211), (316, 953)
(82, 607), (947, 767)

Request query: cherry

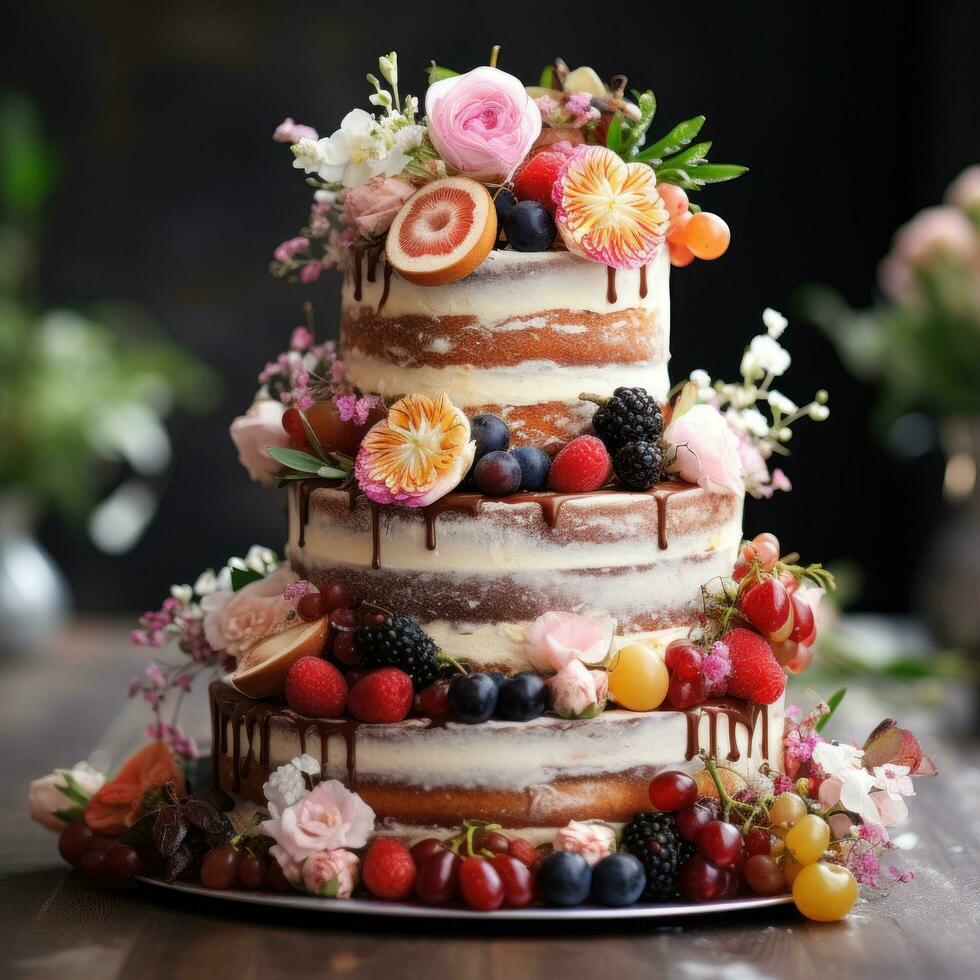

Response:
(58, 822), (97, 868)
(239, 853), (268, 889)
(676, 797), (720, 844)
(415, 849), (460, 905)
(664, 640), (704, 681)
(297, 592), (329, 622)
(333, 632), (360, 666)
(679, 854), (728, 902)
(104, 843), (143, 879)
(200, 844), (241, 890)
(740, 579), (791, 637)
(490, 853), (534, 908)
(666, 672), (705, 710)
(744, 828), (774, 857)
(507, 838), (542, 869)
(699, 820), (744, 868)
(321, 582), (352, 611)
(732, 560), (751, 582)
(282, 407), (305, 438)
(789, 593), (816, 644)
(418, 679), (451, 719)
(79, 848), (108, 881)
(458, 856), (505, 911)
(648, 770), (699, 813)
(410, 838), (446, 868)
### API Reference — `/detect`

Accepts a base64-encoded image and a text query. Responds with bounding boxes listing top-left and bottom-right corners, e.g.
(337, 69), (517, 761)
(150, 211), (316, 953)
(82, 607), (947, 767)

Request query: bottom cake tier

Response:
(210, 681), (784, 841)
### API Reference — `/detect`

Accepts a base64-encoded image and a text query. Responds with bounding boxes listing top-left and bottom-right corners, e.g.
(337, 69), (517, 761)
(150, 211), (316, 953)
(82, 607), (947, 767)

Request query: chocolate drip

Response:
(296, 478), (336, 549)
(378, 260), (393, 311)
(606, 266), (617, 304)
(366, 243), (383, 283)
(370, 501), (382, 569)
(681, 699), (768, 763)
(352, 248), (364, 301)
(639, 264), (648, 299)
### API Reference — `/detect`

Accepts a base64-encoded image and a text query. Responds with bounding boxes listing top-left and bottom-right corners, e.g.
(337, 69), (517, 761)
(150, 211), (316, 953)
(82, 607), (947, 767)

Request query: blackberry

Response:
(354, 616), (439, 691)
(621, 812), (695, 900)
(613, 440), (663, 490)
(582, 387), (664, 452)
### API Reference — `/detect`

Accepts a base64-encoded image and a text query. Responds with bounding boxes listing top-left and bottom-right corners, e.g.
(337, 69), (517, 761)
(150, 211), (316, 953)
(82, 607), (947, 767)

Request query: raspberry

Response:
(724, 628), (786, 705)
(582, 387), (664, 452)
(348, 667), (414, 723)
(362, 837), (417, 900)
(284, 657), (348, 718)
(547, 435), (612, 493)
(354, 616), (440, 691)
(613, 439), (663, 490)
(512, 143), (575, 213)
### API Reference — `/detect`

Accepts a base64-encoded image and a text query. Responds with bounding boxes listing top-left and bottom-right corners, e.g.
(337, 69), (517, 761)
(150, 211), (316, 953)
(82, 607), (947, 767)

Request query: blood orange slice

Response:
(386, 177), (497, 286)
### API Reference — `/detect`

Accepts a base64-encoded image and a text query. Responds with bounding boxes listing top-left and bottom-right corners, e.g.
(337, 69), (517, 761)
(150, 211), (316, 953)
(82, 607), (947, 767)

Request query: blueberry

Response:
(505, 201), (557, 253)
(492, 189), (518, 248)
(474, 451), (522, 496)
(509, 446), (551, 491)
(471, 413), (510, 461)
(448, 673), (498, 724)
(496, 672), (549, 722)
(591, 853), (646, 907)
(484, 671), (508, 689)
(537, 851), (592, 906)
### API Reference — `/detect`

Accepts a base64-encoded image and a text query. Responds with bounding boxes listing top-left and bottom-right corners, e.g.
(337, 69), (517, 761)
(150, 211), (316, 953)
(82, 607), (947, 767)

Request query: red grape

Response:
(200, 844), (241, 890)
(79, 848), (107, 881)
(458, 856), (505, 911)
(698, 820), (744, 868)
(664, 640), (704, 681)
(329, 608), (356, 630)
(788, 593), (815, 644)
(719, 867), (741, 898)
(679, 854), (728, 902)
(676, 797), (720, 843)
(58, 822), (97, 868)
(267, 858), (293, 892)
(239, 853), (268, 889)
(490, 853), (534, 908)
(744, 854), (786, 896)
(740, 579), (791, 636)
(507, 838), (542, 869)
(478, 831), (511, 855)
(649, 770), (699, 813)
(297, 592), (329, 622)
(415, 849), (460, 905)
(744, 828), (774, 857)
(409, 837), (445, 868)
(104, 843), (143, 879)
(786, 645), (812, 674)
(321, 582), (352, 611)
(666, 673), (706, 710)
(333, 631), (360, 666)
(419, 680), (451, 719)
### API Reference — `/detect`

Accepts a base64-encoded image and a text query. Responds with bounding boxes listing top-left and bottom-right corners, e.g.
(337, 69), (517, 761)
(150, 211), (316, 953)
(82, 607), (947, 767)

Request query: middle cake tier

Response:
(287, 480), (743, 671)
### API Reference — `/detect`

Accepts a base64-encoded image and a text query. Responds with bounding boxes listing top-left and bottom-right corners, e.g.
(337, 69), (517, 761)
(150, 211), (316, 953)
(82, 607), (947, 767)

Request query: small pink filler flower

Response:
(553, 820), (616, 867)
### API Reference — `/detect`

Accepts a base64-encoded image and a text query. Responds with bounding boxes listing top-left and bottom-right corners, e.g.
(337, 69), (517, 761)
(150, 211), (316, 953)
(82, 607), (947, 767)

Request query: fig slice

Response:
(385, 177), (497, 286)
(231, 617), (328, 698)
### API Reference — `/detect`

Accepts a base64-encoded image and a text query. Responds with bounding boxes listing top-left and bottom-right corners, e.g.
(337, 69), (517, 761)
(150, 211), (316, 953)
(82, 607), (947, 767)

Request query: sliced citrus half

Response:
(386, 177), (497, 286)
(232, 617), (328, 698)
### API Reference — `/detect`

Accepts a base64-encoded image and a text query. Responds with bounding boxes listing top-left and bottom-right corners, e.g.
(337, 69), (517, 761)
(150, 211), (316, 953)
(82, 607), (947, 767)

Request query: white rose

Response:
(28, 762), (104, 832)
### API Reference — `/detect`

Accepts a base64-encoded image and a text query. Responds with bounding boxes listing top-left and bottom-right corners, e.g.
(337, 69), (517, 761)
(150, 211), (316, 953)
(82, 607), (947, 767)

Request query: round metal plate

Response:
(137, 875), (794, 921)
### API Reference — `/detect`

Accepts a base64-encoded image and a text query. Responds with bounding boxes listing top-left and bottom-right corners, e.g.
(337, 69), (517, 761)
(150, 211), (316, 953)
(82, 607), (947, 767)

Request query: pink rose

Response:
(273, 118), (319, 143)
(664, 404), (744, 494)
(343, 176), (416, 238)
(425, 66), (541, 181)
(200, 565), (301, 663)
(229, 399), (290, 487)
(553, 820), (616, 867)
(261, 780), (375, 885)
(524, 611), (615, 673)
(301, 848), (360, 898)
(547, 659), (608, 719)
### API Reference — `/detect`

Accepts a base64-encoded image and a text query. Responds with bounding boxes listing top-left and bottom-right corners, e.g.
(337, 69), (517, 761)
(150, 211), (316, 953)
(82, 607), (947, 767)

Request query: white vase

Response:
(0, 495), (71, 652)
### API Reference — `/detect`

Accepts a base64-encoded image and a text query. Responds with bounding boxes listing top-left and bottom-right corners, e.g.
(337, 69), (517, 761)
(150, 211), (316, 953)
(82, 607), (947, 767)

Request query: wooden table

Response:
(3, 619), (979, 979)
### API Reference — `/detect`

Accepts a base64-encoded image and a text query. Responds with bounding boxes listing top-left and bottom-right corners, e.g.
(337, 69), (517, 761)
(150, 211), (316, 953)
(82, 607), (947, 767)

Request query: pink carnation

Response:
(524, 611), (615, 673)
(547, 659), (608, 719)
(553, 820), (616, 867)
(664, 404), (744, 494)
(343, 176), (416, 238)
(301, 848), (360, 898)
(425, 66), (541, 181)
(702, 641), (731, 695)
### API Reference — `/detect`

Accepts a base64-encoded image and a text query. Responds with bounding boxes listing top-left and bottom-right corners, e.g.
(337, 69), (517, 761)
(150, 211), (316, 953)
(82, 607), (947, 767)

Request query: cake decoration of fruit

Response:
(29, 45), (936, 923)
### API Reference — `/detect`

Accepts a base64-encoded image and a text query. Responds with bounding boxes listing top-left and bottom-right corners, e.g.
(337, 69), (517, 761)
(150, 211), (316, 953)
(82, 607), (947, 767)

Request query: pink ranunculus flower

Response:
(547, 659), (609, 719)
(524, 611), (615, 673)
(200, 565), (302, 664)
(301, 848), (360, 898)
(425, 66), (542, 181)
(664, 404), (744, 494)
(229, 399), (290, 487)
(261, 780), (375, 886)
(343, 176), (416, 238)
(553, 820), (616, 867)
(273, 118), (319, 143)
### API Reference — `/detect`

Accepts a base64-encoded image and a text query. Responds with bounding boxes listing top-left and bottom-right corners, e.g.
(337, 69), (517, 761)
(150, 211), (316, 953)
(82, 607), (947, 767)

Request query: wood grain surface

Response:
(2, 619), (979, 980)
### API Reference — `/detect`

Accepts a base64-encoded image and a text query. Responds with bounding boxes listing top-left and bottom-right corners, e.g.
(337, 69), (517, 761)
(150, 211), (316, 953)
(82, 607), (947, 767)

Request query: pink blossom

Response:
(702, 641), (731, 695)
(871, 790), (909, 826)
(273, 236), (310, 264)
(273, 118), (319, 144)
(873, 764), (915, 800)
(302, 848), (360, 898)
(229, 399), (290, 487)
(770, 468), (792, 492)
(887, 865), (915, 884)
(547, 660), (608, 719)
(299, 261), (322, 284)
(564, 92), (600, 126)
(290, 326), (314, 351)
(664, 404), (744, 494)
(343, 176), (416, 238)
(425, 66), (541, 181)
(523, 611), (615, 672)
(334, 394), (357, 422)
(126, 675), (141, 698)
(281, 580), (312, 600)
(145, 663), (167, 687)
(261, 780), (375, 885)
(553, 820), (616, 867)
(200, 565), (302, 664)
(946, 165), (980, 211)
(335, 392), (383, 426)
(783, 729), (819, 779)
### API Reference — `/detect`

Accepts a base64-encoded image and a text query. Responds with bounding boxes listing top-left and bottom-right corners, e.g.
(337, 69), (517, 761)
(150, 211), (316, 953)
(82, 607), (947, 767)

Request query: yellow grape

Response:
(785, 814), (830, 866)
(684, 212), (731, 260)
(793, 862), (859, 922)
(608, 643), (669, 711)
(783, 855), (804, 886)
(770, 792), (807, 828)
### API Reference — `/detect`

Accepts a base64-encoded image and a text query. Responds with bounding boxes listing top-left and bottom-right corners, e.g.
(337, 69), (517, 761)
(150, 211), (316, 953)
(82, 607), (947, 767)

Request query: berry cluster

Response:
(581, 387), (665, 491)
(447, 671), (551, 724)
(469, 413), (552, 496)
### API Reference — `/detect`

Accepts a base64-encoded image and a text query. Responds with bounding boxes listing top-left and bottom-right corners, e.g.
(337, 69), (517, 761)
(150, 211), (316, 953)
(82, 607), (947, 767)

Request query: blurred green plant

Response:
(0, 91), (216, 537)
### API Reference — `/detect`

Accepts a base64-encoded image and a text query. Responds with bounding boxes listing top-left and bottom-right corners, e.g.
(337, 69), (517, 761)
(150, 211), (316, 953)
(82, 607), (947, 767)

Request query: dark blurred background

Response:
(4, 0), (979, 614)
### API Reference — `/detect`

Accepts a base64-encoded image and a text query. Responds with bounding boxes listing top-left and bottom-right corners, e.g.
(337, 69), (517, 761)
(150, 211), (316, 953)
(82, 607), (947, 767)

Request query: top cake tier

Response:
(340, 247), (670, 450)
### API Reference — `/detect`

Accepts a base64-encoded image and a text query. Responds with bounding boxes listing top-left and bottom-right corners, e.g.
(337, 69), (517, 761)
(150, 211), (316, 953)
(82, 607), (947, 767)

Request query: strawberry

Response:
(284, 656), (348, 718)
(724, 628), (786, 705)
(348, 667), (414, 723)
(739, 579), (792, 637)
(362, 837), (417, 900)
(512, 143), (575, 213)
(547, 435), (612, 493)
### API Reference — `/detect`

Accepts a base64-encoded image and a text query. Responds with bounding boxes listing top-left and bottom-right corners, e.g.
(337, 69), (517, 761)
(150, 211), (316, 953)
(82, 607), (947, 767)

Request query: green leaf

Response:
(426, 62), (458, 84)
(316, 465), (349, 479)
(652, 167), (695, 189)
(664, 141), (712, 169)
(266, 445), (326, 473)
(297, 411), (327, 463)
(538, 65), (555, 88)
(683, 163), (748, 186)
(230, 567), (264, 592)
(815, 687), (847, 733)
(636, 115), (705, 162)
(52, 807), (85, 824)
(605, 114), (624, 154)
(59, 772), (93, 807)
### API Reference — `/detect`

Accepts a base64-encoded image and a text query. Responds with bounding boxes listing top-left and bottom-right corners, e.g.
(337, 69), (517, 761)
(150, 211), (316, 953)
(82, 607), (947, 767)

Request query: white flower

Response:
(762, 307), (788, 339)
(838, 768), (881, 824)
(690, 368), (712, 392)
(170, 583), (193, 606)
(809, 403), (830, 421)
(310, 109), (404, 188)
(812, 740), (864, 777)
(741, 334), (791, 380)
(291, 137), (331, 176)
(194, 568), (219, 597)
(28, 762), (105, 832)
(314, 188), (339, 207)
(732, 407), (770, 438)
(873, 764), (915, 800)
(292, 754), (321, 778)
(768, 391), (798, 415)
(243, 545), (277, 574)
(263, 761), (309, 816)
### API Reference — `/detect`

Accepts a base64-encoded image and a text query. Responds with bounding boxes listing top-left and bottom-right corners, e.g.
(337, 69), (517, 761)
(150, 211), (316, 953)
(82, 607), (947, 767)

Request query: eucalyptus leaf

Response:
(636, 115), (705, 162)
(298, 412), (327, 462)
(266, 445), (326, 473)
(684, 163), (749, 185)
(316, 465), (349, 479)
